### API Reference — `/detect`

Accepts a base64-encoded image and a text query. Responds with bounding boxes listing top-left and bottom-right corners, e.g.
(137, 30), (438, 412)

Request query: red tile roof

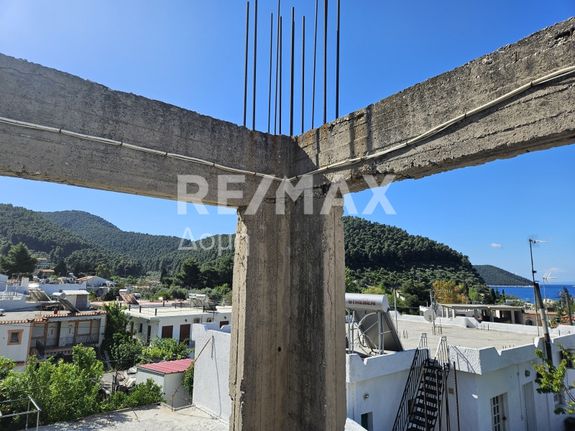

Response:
(138, 359), (193, 375)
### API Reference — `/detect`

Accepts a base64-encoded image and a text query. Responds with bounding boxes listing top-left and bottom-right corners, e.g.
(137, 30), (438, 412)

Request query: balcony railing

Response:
(58, 335), (99, 347)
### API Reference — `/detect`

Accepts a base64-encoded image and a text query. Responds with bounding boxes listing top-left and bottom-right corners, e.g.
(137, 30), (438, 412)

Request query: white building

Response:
(190, 314), (575, 431)
(137, 358), (193, 409)
(0, 309), (106, 368)
(125, 304), (231, 348)
(77, 275), (115, 288)
(346, 316), (575, 431)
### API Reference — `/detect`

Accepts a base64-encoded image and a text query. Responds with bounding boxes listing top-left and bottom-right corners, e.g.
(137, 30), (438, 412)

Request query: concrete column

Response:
(229, 196), (346, 431)
(511, 311), (516, 324)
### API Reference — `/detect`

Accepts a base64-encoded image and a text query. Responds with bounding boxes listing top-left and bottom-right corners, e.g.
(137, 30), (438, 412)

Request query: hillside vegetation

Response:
(0, 204), (492, 308)
(473, 264), (531, 286)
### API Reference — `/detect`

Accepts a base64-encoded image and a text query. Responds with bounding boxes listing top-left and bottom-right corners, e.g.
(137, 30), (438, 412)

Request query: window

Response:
(139, 323), (143, 333)
(8, 330), (23, 345)
(193, 318), (201, 324)
(491, 394), (507, 431)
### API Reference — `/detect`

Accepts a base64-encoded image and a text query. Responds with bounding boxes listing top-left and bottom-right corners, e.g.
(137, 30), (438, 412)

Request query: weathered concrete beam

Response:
(230, 198), (346, 430)
(294, 18), (575, 190)
(0, 53), (289, 206)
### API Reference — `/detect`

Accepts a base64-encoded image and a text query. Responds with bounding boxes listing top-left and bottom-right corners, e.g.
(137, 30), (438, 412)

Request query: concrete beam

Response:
(230, 197), (346, 430)
(294, 18), (575, 190)
(0, 53), (289, 206)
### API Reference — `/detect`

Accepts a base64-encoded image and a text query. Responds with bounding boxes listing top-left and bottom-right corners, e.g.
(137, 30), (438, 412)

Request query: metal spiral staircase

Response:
(393, 335), (451, 431)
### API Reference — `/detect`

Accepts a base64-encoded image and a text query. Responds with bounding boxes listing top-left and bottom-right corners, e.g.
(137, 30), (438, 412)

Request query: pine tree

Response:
(0, 243), (37, 276)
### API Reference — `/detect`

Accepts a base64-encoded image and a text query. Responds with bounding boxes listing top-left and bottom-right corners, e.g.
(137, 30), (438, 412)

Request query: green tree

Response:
(0, 243), (37, 276)
(0, 356), (15, 380)
(53, 260), (68, 277)
(175, 258), (201, 289)
(109, 333), (143, 370)
(432, 280), (468, 304)
(0, 346), (103, 427)
(140, 338), (191, 363)
(96, 263), (113, 279)
(102, 302), (130, 351)
(533, 348), (575, 414)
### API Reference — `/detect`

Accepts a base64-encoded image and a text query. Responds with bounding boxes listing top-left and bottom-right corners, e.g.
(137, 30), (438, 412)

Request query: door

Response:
(179, 324), (191, 344)
(523, 382), (536, 431)
(161, 325), (173, 339)
(46, 322), (59, 347)
(491, 393), (507, 431)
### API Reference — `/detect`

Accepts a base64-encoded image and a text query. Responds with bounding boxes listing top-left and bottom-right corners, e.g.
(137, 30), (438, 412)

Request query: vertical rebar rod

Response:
(243, 1), (250, 127)
(279, 16), (283, 134)
(289, 7), (295, 136)
(335, 0), (340, 118)
(252, 0), (258, 131)
(267, 12), (274, 133)
(301, 15), (306, 134)
(323, 0), (328, 125)
(311, 0), (318, 128)
(274, 0), (281, 134)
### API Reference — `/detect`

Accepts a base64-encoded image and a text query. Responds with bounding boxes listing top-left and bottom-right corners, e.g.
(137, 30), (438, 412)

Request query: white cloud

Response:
(490, 242), (503, 249)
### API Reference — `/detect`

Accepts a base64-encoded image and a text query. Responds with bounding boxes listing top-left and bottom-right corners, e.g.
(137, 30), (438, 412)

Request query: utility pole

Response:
(530, 238), (553, 364)
(563, 287), (573, 326)
(393, 285), (399, 332)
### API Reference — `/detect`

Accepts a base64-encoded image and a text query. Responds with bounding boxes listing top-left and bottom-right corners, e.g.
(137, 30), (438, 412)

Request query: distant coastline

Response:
(491, 283), (575, 302)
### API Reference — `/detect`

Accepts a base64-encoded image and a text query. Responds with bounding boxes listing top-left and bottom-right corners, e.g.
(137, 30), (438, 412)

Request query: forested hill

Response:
(40, 209), (233, 271)
(0, 204), (230, 276)
(473, 265), (531, 286)
(343, 217), (484, 291)
(0, 205), (485, 298)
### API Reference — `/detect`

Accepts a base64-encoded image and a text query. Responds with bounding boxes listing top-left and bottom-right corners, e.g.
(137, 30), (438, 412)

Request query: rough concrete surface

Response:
(36, 405), (227, 431)
(230, 198), (346, 431)
(294, 17), (575, 189)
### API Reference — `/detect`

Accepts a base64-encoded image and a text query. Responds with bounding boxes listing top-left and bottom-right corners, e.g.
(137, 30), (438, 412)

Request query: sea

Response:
(491, 283), (575, 303)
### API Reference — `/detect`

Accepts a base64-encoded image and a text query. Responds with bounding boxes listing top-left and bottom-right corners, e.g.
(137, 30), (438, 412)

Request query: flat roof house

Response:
(124, 304), (231, 349)
(0, 309), (106, 368)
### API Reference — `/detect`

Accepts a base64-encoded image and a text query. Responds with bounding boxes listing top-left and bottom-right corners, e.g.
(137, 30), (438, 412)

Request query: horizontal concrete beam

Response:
(294, 18), (575, 191)
(0, 53), (289, 206)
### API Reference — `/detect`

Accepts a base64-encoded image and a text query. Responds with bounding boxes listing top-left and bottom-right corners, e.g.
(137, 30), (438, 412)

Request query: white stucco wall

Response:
(192, 326), (231, 423)
(346, 350), (414, 431)
(0, 322), (31, 365)
(128, 309), (231, 348)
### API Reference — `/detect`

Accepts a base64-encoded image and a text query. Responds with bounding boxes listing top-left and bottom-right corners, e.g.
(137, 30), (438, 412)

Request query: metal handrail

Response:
(435, 336), (450, 366)
(392, 333), (429, 431)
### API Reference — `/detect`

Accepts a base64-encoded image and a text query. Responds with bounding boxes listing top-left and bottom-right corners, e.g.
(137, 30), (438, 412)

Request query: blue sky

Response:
(0, 0), (573, 281)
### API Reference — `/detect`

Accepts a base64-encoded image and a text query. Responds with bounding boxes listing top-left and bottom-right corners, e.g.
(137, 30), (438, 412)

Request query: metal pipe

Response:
(243, 1), (250, 127)
(335, 0), (340, 118)
(252, 0), (258, 131)
(274, 0), (281, 134)
(453, 362), (461, 431)
(267, 12), (274, 133)
(311, 0), (318, 128)
(530, 239), (552, 363)
(301, 15), (306, 134)
(279, 16), (283, 134)
(289, 7), (295, 136)
(323, 0), (328, 125)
